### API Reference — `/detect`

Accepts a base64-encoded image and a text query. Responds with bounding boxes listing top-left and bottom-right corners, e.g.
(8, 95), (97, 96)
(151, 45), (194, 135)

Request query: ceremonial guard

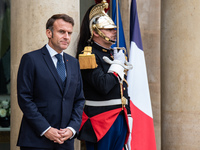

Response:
(77, 1), (133, 149)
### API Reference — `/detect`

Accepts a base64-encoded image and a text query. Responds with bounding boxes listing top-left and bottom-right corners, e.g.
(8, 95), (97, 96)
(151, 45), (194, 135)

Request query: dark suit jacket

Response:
(17, 45), (85, 148)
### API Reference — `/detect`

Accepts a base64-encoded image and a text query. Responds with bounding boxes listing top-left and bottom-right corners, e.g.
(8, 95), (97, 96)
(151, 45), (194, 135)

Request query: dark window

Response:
(0, 0), (10, 95)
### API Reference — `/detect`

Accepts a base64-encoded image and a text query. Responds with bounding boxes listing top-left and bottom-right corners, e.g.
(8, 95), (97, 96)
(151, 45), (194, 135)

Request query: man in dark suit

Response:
(17, 14), (85, 150)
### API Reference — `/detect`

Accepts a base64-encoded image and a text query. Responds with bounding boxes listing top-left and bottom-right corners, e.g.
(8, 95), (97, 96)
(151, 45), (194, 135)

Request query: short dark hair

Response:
(46, 14), (74, 32)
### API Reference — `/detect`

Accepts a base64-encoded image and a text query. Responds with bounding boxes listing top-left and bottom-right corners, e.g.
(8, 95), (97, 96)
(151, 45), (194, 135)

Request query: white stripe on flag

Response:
(127, 41), (153, 118)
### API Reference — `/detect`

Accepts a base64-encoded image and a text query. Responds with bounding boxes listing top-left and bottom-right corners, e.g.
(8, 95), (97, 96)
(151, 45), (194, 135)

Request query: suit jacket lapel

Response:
(41, 46), (64, 93)
(63, 53), (71, 96)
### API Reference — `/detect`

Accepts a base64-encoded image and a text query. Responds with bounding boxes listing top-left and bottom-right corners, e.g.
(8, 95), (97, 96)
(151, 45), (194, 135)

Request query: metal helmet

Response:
(89, 0), (117, 43)
(95, 15), (117, 29)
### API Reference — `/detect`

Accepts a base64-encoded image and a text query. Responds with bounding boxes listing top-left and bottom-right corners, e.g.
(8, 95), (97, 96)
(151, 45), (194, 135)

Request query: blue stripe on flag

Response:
(130, 0), (143, 50)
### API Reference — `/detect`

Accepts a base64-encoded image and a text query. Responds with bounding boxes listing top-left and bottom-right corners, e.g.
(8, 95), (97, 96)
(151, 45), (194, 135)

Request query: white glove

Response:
(103, 48), (133, 81)
(113, 47), (126, 64)
(113, 47), (133, 70)
(103, 56), (125, 81)
(103, 57), (133, 70)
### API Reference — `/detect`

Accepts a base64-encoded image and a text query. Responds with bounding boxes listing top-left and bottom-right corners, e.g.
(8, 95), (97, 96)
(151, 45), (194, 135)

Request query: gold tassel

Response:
(78, 46), (98, 69)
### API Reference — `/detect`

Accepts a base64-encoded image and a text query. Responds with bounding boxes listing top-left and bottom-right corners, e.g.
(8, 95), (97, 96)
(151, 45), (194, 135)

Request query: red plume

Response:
(95, 0), (110, 13)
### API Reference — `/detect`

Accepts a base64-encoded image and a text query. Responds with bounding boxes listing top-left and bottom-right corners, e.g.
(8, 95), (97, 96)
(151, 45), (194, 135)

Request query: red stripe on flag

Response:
(130, 101), (157, 149)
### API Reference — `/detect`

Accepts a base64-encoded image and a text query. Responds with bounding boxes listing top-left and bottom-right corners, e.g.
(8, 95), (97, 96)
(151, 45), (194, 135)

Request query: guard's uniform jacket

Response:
(78, 42), (131, 143)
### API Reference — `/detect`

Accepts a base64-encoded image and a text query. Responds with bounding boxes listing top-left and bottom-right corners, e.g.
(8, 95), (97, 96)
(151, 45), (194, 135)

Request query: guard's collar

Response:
(92, 42), (112, 53)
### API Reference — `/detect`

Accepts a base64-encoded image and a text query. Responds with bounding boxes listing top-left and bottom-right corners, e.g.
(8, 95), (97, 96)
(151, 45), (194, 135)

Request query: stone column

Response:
(10, 0), (80, 150)
(121, 0), (161, 149)
(161, 1), (200, 149)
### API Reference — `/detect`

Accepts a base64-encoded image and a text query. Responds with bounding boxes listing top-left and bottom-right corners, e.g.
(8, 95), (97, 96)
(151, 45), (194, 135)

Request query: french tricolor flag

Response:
(126, 0), (157, 149)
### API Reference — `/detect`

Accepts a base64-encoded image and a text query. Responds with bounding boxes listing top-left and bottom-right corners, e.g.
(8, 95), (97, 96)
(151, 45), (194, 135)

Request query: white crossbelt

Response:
(85, 98), (127, 107)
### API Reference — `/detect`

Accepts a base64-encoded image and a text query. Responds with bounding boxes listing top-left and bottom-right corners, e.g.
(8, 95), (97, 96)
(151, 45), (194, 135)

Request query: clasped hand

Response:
(44, 127), (73, 144)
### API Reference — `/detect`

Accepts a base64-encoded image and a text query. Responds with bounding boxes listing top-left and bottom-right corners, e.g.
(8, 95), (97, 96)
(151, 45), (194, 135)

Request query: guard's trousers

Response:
(86, 114), (128, 150)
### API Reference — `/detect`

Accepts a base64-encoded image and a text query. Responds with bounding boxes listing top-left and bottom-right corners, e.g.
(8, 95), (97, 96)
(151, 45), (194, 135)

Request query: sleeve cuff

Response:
(67, 127), (76, 139)
(108, 63), (124, 81)
(40, 126), (51, 136)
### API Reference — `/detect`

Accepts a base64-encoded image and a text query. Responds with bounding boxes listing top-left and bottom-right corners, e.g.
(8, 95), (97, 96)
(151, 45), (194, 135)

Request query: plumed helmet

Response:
(88, 0), (116, 43)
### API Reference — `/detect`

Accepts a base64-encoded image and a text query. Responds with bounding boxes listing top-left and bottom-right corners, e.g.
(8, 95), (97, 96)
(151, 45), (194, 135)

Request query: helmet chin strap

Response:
(93, 25), (116, 44)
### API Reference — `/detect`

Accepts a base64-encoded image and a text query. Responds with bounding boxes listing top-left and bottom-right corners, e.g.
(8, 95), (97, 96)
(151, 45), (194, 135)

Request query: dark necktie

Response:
(55, 54), (66, 82)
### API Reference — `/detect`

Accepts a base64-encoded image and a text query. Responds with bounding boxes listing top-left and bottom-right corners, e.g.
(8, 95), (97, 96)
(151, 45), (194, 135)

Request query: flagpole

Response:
(116, 0), (119, 47)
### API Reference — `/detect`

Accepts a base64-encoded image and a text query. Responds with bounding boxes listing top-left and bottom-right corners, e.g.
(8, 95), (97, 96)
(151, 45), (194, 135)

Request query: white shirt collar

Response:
(46, 44), (64, 57)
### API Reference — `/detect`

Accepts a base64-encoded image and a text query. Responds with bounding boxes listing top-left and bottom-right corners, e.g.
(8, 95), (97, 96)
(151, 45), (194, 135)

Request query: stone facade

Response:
(8, 0), (200, 150)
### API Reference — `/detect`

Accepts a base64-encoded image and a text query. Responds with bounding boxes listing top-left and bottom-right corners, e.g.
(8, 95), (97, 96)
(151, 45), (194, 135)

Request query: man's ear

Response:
(93, 30), (99, 37)
(46, 29), (52, 38)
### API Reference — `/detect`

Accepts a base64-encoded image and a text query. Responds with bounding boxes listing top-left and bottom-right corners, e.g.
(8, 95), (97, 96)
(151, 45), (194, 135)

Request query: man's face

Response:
(46, 19), (73, 53)
(100, 28), (117, 44)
